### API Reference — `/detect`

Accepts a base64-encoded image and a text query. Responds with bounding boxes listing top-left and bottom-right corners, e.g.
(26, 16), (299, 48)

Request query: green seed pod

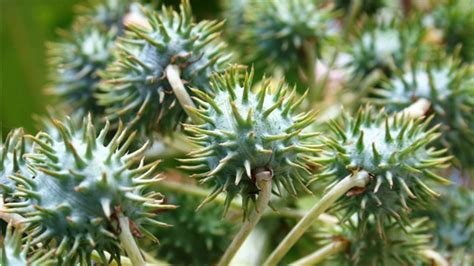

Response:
(75, 0), (132, 32)
(242, 0), (333, 73)
(5, 116), (173, 264)
(348, 18), (424, 79)
(373, 55), (474, 168)
(312, 106), (451, 227)
(46, 25), (116, 115)
(418, 183), (474, 265)
(0, 223), (56, 266)
(180, 67), (321, 215)
(433, 0), (474, 62)
(0, 129), (29, 197)
(149, 193), (236, 264)
(315, 217), (432, 265)
(98, 0), (233, 137)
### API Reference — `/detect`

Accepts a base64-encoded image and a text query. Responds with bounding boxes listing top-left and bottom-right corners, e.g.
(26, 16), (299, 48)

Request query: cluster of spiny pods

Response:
(1, 0), (473, 265)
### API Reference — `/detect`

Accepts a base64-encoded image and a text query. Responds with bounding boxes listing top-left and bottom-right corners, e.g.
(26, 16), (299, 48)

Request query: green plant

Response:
(1, 0), (472, 265)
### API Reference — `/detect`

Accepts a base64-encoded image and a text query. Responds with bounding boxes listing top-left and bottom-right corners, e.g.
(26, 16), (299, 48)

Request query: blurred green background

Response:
(0, 0), (219, 135)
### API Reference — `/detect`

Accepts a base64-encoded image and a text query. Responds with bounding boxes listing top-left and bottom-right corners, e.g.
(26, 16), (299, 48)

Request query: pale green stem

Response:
(218, 170), (273, 266)
(419, 249), (449, 266)
(303, 40), (319, 101)
(343, 0), (362, 38)
(118, 212), (146, 266)
(264, 170), (370, 266)
(290, 239), (348, 265)
(165, 64), (202, 124)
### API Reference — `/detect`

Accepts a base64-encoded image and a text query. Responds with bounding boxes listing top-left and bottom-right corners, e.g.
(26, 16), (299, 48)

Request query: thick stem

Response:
(218, 170), (273, 266)
(419, 249), (449, 266)
(165, 64), (202, 124)
(303, 40), (319, 101)
(118, 212), (146, 266)
(264, 170), (370, 266)
(290, 239), (348, 265)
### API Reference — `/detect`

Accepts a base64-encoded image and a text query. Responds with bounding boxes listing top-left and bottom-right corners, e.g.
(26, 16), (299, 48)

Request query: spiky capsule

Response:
(417, 183), (474, 265)
(5, 116), (173, 264)
(46, 26), (116, 115)
(0, 223), (56, 266)
(97, 0), (232, 137)
(181, 67), (321, 215)
(242, 0), (333, 73)
(75, 0), (132, 32)
(313, 106), (451, 226)
(0, 129), (29, 197)
(373, 55), (474, 168)
(348, 18), (424, 80)
(149, 193), (236, 264)
(315, 217), (432, 265)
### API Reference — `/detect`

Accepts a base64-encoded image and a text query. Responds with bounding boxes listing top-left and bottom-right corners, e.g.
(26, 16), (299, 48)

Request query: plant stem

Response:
(118, 212), (146, 266)
(218, 169), (273, 266)
(419, 249), (449, 266)
(165, 64), (202, 124)
(399, 98), (431, 119)
(264, 170), (370, 266)
(290, 238), (348, 265)
(303, 40), (319, 101)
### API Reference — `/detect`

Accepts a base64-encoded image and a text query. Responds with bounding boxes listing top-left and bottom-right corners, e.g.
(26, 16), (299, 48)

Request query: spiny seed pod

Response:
(315, 217), (432, 265)
(312, 106), (451, 227)
(98, 0), (232, 137)
(180, 67), (321, 215)
(433, 0), (474, 62)
(373, 55), (474, 168)
(5, 116), (174, 264)
(0, 223), (56, 266)
(348, 18), (424, 79)
(46, 25), (116, 115)
(0, 129), (29, 197)
(417, 184), (474, 264)
(242, 0), (333, 72)
(149, 193), (236, 264)
(221, 0), (248, 44)
(75, 0), (132, 32)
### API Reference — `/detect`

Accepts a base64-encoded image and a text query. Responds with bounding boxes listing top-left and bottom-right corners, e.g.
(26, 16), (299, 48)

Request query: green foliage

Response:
(374, 54), (474, 168)
(180, 67), (320, 215)
(98, 0), (232, 137)
(334, 0), (386, 16)
(433, 0), (474, 62)
(5, 116), (173, 264)
(0, 129), (30, 197)
(313, 106), (451, 227)
(150, 193), (236, 264)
